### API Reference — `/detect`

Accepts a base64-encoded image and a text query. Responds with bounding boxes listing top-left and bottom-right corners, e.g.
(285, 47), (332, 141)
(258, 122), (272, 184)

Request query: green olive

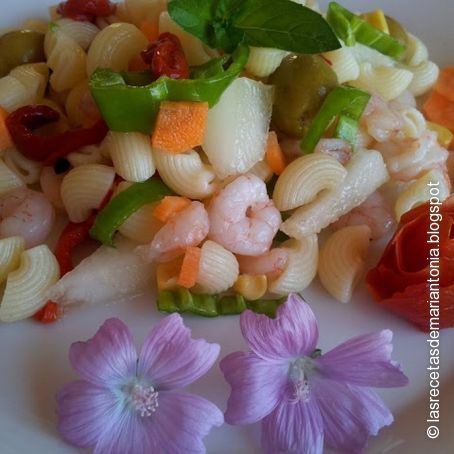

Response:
(270, 54), (338, 138)
(385, 16), (409, 46)
(0, 30), (45, 77)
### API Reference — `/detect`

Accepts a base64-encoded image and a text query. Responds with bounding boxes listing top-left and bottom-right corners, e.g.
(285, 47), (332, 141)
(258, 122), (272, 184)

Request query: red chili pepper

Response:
(57, 0), (116, 22)
(141, 32), (190, 80)
(33, 302), (59, 324)
(6, 105), (108, 165)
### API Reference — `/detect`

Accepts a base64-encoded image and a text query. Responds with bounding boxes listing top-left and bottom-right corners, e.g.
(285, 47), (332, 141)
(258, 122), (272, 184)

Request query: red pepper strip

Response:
(5, 105), (108, 165)
(141, 32), (190, 80)
(57, 0), (116, 23)
(33, 302), (59, 324)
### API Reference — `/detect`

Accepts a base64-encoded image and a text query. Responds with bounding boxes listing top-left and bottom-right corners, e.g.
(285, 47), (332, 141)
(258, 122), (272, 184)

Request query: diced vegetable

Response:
(362, 9), (389, 34)
(265, 131), (287, 175)
(177, 247), (201, 288)
(89, 44), (249, 134)
(152, 195), (191, 223)
(423, 91), (454, 132)
(233, 274), (268, 300)
(151, 101), (208, 153)
(157, 288), (286, 318)
(140, 20), (160, 42)
(90, 178), (173, 246)
(426, 122), (453, 148)
(301, 86), (371, 153)
(327, 2), (406, 60)
(203, 77), (274, 178)
(156, 258), (183, 291)
(434, 66), (454, 102)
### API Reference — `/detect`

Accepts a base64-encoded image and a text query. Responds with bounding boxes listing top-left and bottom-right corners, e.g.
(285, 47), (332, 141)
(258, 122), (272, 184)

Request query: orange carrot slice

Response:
(423, 91), (454, 132)
(266, 131), (287, 175)
(140, 20), (160, 42)
(177, 246), (201, 288)
(151, 101), (209, 153)
(434, 66), (454, 102)
(152, 196), (191, 223)
(0, 107), (13, 151)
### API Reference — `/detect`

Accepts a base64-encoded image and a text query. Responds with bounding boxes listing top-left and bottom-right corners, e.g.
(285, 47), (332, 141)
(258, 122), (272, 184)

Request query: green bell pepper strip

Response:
(327, 2), (406, 60)
(89, 45), (249, 135)
(90, 178), (173, 246)
(300, 86), (371, 153)
(157, 288), (286, 318)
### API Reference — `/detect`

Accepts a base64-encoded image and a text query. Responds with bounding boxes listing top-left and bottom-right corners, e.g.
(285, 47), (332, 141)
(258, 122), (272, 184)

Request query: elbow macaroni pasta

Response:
(0, 236), (25, 284)
(104, 131), (155, 182)
(268, 235), (318, 295)
(322, 46), (360, 84)
(397, 106), (426, 139)
(3, 148), (42, 185)
(67, 145), (106, 167)
(245, 47), (289, 78)
(125, 0), (167, 26)
(86, 22), (148, 75)
(273, 153), (347, 211)
(61, 164), (115, 223)
(318, 225), (371, 303)
(55, 19), (99, 50)
(0, 245), (59, 322)
(153, 148), (218, 199)
(405, 33), (429, 67)
(0, 158), (25, 196)
(408, 60), (439, 97)
(195, 240), (239, 294)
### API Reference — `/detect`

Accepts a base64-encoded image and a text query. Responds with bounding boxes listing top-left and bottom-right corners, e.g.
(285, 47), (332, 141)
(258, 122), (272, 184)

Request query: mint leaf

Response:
(168, 0), (245, 52)
(169, 0), (340, 54)
(234, 0), (340, 53)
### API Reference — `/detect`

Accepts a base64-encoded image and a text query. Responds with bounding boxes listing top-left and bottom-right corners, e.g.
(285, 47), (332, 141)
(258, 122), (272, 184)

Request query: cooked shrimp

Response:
(40, 166), (65, 209)
(0, 188), (55, 248)
(362, 95), (404, 142)
(331, 191), (394, 240)
(314, 138), (352, 165)
(136, 201), (209, 263)
(208, 174), (281, 256)
(376, 130), (449, 181)
(237, 248), (289, 280)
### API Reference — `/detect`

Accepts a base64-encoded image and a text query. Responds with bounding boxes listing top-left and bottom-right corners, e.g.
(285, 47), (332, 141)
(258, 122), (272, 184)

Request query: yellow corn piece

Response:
(362, 10), (389, 34)
(233, 274), (268, 301)
(156, 258), (183, 291)
(426, 121), (453, 148)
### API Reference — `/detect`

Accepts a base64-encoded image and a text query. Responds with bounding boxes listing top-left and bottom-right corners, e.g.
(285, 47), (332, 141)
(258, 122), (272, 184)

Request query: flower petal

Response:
(313, 379), (393, 453)
(69, 318), (137, 387)
(142, 391), (224, 453)
(56, 380), (120, 449)
(261, 398), (324, 454)
(220, 352), (288, 425)
(315, 330), (409, 387)
(240, 293), (319, 361)
(138, 313), (220, 389)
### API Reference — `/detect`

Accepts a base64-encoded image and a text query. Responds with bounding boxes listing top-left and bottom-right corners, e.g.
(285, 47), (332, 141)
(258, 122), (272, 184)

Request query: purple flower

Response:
(220, 294), (409, 454)
(56, 315), (223, 453)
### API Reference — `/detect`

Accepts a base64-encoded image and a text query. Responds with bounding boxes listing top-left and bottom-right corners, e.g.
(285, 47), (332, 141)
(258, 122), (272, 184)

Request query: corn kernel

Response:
(233, 274), (268, 301)
(156, 258), (183, 291)
(362, 10), (389, 34)
(427, 121), (453, 148)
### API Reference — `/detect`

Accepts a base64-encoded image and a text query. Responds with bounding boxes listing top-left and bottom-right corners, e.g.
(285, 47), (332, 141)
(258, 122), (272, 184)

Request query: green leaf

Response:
(233, 0), (341, 54)
(327, 2), (406, 59)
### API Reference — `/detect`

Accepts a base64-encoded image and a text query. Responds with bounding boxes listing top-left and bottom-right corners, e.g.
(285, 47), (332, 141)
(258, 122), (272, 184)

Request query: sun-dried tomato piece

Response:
(57, 0), (116, 23)
(141, 32), (190, 80)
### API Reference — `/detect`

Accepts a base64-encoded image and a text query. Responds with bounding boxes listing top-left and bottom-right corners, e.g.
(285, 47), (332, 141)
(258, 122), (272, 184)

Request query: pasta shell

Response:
(3, 148), (42, 185)
(0, 75), (30, 112)
(126, 0), (167, 27)
(396, 106), (426, 139)
(87, 23), (148, 75)
(268, 235), (318, 295)
(405, 33), (429, 67)
(61, 164), (115, 223)
(351, 63), (413, 101)
(0, 157), (25, 196)
(273, 153), (347, 211)
(0, 236), (25, 284)
(55, 18), (99, 50)
(394, 169), (450, 220)
(195, 240), (239, 294)
(322, 46), (360, 83)
(408, 60), (439, 97)
(246, 47), (289, 78)
(318, 225), (371, 303)
(0, 245), (59, 322)
(104, 131), (155, 182)
(9, 63), (49, 103)
(282, 149), (389, 238)
(153, 148), (218, 199)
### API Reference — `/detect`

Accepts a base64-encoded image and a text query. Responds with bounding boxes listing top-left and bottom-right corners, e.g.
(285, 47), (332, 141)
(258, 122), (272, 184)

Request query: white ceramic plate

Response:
(0, 1), (453, 453)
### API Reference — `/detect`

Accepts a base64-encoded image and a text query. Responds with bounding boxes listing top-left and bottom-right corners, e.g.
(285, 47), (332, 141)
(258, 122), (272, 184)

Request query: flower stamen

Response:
(128, 383), (159, 417)
(288, 357), (315, 403)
